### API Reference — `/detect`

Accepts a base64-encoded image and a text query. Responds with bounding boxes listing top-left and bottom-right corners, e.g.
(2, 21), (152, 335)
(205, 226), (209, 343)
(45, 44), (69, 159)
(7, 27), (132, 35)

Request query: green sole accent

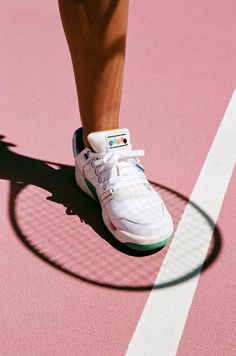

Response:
(124, 233), (173, 251)
(84, 178), (100, 204)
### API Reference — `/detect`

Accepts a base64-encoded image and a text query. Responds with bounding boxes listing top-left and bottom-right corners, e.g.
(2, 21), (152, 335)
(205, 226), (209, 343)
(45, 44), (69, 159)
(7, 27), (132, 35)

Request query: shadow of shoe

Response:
(0, 135), (222, 291)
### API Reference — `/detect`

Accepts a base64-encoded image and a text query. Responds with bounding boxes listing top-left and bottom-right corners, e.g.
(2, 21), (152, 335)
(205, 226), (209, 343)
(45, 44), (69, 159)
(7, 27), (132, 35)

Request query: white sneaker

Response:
(73, 127), (174, 250)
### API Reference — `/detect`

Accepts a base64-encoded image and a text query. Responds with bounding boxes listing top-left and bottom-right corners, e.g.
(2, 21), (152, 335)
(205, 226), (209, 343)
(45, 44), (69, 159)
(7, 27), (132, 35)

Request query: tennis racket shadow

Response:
(0, 135), (222, 291)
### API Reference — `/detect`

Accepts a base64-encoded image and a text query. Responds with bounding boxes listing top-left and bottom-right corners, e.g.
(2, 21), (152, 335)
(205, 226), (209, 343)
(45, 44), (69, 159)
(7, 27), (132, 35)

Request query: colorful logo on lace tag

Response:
(106, 133), (128, 150)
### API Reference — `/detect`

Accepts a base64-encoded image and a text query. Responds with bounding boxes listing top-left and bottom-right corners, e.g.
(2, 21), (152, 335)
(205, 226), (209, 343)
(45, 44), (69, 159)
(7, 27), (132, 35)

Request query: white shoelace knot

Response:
(89, 149), (146, 190)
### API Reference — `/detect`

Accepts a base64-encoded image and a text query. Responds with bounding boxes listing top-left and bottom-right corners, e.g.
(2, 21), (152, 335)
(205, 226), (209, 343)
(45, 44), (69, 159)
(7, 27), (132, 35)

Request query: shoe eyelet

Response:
(84, 152), (89, 160)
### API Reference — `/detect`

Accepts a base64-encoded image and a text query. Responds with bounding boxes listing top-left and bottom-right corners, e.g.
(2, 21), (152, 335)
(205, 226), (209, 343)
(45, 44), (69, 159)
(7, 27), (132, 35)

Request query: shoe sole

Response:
(124, 234), (173, 251)
(75, 168), (173, 251)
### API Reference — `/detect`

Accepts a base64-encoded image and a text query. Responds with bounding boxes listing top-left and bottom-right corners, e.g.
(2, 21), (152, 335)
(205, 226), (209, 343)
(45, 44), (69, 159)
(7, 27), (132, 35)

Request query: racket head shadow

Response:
(1, 136), (222, 291)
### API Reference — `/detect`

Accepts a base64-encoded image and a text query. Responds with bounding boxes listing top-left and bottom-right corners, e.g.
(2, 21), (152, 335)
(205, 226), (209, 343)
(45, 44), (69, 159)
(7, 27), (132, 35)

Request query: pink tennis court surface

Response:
(1, 1), (235, 355)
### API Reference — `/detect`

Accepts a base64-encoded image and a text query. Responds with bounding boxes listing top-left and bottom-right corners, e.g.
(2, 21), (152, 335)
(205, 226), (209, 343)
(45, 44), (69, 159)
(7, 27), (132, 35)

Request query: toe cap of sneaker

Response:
(111, 210), (174, 243)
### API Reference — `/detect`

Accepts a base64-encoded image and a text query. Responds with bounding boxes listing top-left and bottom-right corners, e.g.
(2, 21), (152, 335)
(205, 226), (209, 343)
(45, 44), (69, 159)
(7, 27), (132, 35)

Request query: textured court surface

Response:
(1, 1), (236, 355)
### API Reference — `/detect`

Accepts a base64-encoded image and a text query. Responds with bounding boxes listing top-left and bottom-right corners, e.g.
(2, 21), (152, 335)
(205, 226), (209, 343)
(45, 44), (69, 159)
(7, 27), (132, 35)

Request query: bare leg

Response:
(58, 0), (129, 146)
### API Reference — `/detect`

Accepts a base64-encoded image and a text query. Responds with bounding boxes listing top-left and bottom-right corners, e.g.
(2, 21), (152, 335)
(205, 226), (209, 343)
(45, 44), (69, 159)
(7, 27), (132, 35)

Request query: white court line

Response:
(126, 89), (236, 356)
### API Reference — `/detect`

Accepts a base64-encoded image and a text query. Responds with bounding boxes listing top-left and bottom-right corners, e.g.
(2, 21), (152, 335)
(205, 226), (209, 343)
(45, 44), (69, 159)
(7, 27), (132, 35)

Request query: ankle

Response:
(82, 136), (92, 149)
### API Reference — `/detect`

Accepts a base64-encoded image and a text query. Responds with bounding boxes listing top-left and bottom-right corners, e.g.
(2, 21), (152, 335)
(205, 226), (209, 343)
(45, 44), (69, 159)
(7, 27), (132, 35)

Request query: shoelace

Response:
(89, 150), (146, 190)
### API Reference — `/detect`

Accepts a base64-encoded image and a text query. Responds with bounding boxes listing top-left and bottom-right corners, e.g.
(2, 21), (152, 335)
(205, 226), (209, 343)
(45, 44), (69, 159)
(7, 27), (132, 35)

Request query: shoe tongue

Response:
(87, 128), (131, 153)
